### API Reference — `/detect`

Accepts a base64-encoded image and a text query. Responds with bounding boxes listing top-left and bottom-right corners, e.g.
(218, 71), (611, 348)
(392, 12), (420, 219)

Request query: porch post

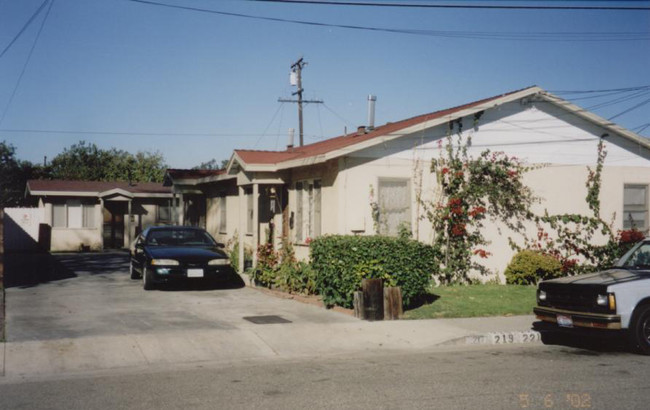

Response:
(252, 183), (259, 268)
(178, 193), (184, 225)
(238, 185), (245, 274)
(99, 198), (104, 250)
(126, 199), (132, 247)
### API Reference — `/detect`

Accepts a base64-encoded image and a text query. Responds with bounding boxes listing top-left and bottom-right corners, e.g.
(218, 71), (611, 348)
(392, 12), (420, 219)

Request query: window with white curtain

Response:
(219, 195), (227, 233)
(52, 200), (95, 228)
(294, 180), (321, 242)
(624, 184), (648, 231)
(377, 178), (411, 237)
(53, 204), (66, 228)
(246, 188), (253, 234)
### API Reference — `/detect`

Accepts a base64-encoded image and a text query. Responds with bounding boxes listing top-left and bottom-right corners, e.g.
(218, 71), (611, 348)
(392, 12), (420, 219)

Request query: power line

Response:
(608, 97), (650, 121)
(0, 0), (49, 60)
(0, 128), (287, 137)
(0, 0), (54, 128)
(124, 0), (650, 41)
(246, 0), (650, 11)
(550, 85), (650, 94)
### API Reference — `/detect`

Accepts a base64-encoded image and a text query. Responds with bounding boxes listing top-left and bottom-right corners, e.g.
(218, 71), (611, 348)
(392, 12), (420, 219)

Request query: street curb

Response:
(442, 330), (542, 346)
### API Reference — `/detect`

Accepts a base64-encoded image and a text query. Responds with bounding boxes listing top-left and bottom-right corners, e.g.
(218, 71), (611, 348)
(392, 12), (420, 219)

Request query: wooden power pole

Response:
(278, 58), (323, 147)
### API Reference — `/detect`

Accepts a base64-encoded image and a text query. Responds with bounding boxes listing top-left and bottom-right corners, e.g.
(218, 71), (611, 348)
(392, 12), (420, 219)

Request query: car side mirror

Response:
(216, 242), (226, 248)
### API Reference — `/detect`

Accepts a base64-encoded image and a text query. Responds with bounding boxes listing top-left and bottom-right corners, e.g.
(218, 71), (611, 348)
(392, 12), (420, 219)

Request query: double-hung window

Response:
(624, 184), (648, 231)
(294, 179), (321, 242)
(377, 178), (411, 237)
(52, 200), (95, 228)
(219, 195), (227, 233)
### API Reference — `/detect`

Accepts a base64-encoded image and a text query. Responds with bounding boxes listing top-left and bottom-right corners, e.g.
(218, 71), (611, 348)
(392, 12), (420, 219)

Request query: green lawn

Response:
(403, 284), (537, 319)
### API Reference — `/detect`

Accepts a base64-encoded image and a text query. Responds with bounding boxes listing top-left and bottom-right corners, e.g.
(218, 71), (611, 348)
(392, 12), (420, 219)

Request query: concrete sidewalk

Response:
(1, 315), (539, 382)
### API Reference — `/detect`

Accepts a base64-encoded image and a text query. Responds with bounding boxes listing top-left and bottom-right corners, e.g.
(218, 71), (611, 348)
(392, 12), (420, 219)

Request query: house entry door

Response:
(103, 202), (126, 248)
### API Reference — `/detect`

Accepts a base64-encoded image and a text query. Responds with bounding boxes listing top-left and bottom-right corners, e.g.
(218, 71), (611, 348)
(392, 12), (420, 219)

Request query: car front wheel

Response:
(143, 266), (154, 291)
(629, 304), (650, 355)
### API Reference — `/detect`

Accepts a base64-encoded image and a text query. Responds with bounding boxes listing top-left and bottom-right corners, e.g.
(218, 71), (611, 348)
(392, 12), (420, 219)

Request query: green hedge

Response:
(310, 235), (438, 308)
(504, 250), (563, 285)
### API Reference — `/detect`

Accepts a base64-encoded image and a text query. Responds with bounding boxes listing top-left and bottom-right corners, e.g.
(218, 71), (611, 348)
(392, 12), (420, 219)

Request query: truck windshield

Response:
(616, 241), (650, 269)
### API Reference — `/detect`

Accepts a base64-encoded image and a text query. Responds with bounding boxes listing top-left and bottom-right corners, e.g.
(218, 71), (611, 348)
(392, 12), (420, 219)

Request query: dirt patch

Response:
(250, 286), (354, 317)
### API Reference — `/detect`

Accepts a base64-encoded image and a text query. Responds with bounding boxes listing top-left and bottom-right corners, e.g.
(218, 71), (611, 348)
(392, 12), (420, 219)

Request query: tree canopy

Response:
(0, 140), (169, 207)
(49, 141), (167, 183)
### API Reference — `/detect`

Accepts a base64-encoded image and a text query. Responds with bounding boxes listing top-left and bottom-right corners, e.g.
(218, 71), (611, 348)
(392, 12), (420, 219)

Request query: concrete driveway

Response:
(2, 252), (539, 381)
(3, 251), (358, 378)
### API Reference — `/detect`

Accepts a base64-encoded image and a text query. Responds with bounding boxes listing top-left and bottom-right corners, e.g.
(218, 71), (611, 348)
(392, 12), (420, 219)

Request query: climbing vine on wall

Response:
(424, 120), (537, 284)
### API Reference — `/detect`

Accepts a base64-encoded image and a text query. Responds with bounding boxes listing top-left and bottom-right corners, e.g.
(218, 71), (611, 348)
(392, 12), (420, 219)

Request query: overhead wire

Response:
(124, 0), (650, 42)
(0, 0), (49, 61)
(0, 0), (54, 128)
(245, 0), (650, 11)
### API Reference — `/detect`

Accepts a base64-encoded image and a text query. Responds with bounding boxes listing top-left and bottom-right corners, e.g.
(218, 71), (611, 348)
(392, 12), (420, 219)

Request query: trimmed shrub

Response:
(310, 235), (438, 308)
(504, 250), (563, 285)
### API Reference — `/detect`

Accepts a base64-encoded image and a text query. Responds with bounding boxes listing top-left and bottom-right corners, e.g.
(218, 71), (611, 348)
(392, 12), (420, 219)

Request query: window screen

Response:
(624, 185), (647, 231)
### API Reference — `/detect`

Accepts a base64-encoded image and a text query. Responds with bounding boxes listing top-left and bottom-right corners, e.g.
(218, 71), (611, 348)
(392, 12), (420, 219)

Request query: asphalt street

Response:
(0, 343), (648, 410)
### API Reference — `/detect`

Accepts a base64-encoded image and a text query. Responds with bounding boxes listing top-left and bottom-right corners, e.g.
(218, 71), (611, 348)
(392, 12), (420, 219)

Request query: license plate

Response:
(187, 269), (204, 278)
(557, 314), (573, 328)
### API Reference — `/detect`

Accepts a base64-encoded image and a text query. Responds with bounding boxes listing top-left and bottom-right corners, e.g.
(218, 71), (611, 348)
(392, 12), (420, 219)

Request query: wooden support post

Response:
(353, 291), (365, 319)
(362, 278), (384, 321)
(383, 286), (403, 320)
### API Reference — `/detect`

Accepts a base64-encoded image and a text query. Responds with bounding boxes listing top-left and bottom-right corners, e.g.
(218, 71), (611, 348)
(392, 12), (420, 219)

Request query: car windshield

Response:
(616, 241), (650, 269)
(145, 229), (217, 247)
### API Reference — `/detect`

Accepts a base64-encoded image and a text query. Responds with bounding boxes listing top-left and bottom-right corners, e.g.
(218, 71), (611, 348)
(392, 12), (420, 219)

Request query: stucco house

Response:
(26, 180), (173, 251)
(167, 86), (650, 281)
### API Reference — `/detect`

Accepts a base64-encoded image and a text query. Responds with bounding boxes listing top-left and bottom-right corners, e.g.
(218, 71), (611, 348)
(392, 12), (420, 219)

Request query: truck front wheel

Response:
(629, 304), (650, 355)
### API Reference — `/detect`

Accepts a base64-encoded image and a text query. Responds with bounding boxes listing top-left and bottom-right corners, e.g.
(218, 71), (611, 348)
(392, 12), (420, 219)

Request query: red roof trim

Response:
(235, 87), (538, 166)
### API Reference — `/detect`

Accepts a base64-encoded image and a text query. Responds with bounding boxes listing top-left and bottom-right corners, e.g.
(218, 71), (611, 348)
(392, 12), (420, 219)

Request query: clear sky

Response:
(1, 0), (649, 169)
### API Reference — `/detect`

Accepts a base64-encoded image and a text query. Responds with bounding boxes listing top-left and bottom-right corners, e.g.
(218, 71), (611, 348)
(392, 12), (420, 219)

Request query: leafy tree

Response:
(50, 141), (167, 183)
(193, 158), (229, 170)
(0, 141), (46, 207)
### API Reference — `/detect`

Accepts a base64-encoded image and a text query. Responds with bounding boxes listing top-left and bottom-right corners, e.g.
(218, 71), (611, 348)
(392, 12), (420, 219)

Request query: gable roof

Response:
(231, 86), (542, 172)
(27, 180), (171, 198)
(230, 85), (650, 173)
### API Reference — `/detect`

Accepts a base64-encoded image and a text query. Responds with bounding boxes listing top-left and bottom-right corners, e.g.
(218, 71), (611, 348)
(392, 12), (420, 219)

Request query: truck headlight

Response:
(151, 259), (179, 266)
(597, 293), (616, 311)
(538, 290), (547, 302)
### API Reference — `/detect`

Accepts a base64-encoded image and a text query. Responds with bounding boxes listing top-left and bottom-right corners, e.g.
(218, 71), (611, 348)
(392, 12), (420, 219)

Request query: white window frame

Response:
(294, 179), (321, 242)
(52, 200), (96, 229)
(377, 177), (411, 237)
(219, 194), (227, 234)
(624, 184), (648, 232)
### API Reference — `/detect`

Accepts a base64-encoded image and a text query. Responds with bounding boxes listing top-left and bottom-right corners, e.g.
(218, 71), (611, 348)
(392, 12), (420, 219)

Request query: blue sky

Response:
(1, 0), (649, 169)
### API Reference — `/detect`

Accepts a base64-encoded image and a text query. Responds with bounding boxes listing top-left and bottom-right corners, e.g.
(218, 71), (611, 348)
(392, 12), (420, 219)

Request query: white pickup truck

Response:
(534, 240), (650, 354)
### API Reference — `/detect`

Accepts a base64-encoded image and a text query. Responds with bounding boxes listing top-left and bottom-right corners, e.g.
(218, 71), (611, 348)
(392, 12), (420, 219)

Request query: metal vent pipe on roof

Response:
(367, 95), (377, 130)
(287, 128), (295, 150)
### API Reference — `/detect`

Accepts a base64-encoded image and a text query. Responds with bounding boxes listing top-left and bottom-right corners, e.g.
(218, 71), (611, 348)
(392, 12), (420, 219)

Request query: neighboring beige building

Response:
(26, 180), (173, 251)
(166, 86), (650, 281)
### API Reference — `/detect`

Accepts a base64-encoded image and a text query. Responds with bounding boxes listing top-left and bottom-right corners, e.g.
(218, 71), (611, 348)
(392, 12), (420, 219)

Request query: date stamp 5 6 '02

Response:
(518, 393), (592, 408)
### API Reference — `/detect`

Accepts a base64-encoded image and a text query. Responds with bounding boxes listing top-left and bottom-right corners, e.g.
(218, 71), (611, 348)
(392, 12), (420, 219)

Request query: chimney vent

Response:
(287, 128), (295, 150)
(367, 95), (377, 130)
(357, 126), (366, 136)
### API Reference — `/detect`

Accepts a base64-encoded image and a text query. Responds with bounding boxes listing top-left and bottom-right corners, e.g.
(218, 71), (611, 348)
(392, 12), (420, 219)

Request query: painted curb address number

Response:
(466, 331), (541, 345)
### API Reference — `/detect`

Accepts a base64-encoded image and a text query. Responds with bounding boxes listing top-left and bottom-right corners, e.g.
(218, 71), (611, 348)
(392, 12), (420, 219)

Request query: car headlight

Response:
(538, 290), (547, 302)
(208, 258), (230, 266)
(151, 259), (179, 266)
(597, 293), (616, 311)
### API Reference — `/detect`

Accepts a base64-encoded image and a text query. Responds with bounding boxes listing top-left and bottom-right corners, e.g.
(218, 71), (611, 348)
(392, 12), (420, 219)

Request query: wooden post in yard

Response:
(383, 287), (403, 320)
(362, 278), (384, 321)
(353, 291), (365, 319)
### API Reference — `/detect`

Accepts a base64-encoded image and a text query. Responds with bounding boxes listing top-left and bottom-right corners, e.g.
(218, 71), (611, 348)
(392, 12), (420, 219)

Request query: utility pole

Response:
(278, 57), (323, 147)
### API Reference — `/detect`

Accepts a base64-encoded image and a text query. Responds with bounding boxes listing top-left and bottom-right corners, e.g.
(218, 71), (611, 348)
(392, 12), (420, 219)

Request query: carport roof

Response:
(27, 180), (172, 197)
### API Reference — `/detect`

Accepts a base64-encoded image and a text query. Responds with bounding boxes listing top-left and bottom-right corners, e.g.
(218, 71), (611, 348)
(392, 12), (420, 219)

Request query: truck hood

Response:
(543, 268), (650, 286)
